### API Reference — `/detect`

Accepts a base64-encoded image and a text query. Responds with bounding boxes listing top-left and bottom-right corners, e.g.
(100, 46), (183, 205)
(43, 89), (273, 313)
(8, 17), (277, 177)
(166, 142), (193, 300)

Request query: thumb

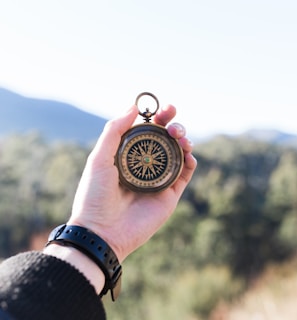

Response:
(90, 105), (139, 165)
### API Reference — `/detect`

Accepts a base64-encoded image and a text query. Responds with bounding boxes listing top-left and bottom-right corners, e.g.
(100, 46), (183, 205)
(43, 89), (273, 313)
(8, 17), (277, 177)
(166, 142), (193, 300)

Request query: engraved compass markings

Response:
(127, 139), (167, 181)
(115, 93), (184, 192)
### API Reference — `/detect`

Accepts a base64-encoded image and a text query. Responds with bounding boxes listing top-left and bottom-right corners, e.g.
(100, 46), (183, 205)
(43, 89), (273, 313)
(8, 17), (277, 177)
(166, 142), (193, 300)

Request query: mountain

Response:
(0, 87), (107, 144)
(240, 129), (297, 148)
(2, 87), (297, 148)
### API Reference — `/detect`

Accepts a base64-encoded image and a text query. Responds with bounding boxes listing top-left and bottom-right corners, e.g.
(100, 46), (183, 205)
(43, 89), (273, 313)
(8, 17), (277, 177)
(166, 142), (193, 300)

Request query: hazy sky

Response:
(0, 0), (296, 139)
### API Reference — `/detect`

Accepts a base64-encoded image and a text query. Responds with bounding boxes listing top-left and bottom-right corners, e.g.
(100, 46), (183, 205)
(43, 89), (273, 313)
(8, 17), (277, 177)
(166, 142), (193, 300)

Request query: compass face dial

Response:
(115, 124), (183, 192)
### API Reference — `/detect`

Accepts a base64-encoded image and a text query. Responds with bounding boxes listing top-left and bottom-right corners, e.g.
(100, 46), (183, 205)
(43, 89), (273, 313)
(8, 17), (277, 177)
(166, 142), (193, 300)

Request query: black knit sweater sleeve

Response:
(0, 251), (106, 320)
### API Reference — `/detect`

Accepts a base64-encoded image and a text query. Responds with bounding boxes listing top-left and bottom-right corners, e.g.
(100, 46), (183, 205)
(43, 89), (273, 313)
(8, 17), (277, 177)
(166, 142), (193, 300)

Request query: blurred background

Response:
(0, 1), (297, 319)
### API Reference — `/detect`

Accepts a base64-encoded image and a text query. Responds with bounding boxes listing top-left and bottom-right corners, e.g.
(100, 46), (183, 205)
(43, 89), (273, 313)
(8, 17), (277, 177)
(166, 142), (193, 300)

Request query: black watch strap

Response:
(46, 224), (122, 301)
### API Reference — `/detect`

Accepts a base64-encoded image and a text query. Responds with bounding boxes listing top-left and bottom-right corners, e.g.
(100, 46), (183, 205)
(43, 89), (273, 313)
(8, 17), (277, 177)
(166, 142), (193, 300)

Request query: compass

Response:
(115, 92), (184, 192)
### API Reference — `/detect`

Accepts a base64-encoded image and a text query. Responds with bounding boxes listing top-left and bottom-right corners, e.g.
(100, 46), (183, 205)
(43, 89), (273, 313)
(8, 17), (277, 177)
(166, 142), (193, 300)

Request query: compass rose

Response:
(127, 139), (168, 181)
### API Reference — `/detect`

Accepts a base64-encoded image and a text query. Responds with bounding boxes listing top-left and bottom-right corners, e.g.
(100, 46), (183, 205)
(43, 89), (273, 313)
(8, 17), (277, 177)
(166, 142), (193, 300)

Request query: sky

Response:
(0, 0), (296, 139)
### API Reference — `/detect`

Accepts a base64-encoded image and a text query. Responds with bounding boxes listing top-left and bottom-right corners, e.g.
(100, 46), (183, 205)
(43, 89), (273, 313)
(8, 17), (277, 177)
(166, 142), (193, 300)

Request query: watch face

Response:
(115, 123), (183, 192)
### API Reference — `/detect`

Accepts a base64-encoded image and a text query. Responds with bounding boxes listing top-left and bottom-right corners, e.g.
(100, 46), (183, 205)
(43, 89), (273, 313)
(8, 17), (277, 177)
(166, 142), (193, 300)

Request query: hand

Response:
(68, 104), (197, 263)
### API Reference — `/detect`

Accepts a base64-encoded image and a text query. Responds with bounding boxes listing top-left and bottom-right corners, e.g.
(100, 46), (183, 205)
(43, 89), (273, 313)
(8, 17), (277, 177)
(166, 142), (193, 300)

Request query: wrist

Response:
(45, 224), (122, 301)
(67, 218), (125, 263)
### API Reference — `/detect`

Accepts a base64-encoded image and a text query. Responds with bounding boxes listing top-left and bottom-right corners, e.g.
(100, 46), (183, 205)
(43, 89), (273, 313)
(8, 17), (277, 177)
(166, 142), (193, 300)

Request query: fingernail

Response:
(188, 139), (194, 147)
(172, 123), (186, 136)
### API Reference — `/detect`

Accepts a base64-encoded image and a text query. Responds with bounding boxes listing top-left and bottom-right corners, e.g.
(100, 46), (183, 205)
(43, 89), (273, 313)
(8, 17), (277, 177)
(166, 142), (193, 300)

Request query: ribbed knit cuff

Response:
(0, 251), (106, 320)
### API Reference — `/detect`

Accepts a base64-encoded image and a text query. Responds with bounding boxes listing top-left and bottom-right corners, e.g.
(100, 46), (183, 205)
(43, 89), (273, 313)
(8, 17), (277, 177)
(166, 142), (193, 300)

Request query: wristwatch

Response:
(46, 224), (122, 301)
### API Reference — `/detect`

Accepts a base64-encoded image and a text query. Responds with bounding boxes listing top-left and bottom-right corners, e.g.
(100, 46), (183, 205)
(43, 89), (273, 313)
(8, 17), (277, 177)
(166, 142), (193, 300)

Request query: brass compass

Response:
(115, 92), (184, 193)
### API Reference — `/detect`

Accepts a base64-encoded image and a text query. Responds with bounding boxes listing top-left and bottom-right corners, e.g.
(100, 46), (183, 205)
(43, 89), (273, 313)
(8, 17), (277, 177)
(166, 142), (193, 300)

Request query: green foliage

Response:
(266, 151), (297, 216)
(190, 136), (290, 277)
(265, 151), (297, 251)
(0, 133), (89, 256)
(1, 132), (297, 318)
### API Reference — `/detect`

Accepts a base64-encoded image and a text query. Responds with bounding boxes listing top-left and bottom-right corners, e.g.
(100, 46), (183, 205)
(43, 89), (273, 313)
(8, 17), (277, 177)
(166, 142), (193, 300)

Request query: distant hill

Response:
(240, 129), (297, 148)
(0, 87), (107, 144)
(196, 129), (297, 149)
(2, 87), (297, 148)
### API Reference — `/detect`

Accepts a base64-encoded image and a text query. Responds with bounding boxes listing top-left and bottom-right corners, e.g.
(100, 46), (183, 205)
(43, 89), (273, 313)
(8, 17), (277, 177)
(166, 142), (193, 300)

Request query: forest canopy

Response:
(1, 132), (297, 319)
